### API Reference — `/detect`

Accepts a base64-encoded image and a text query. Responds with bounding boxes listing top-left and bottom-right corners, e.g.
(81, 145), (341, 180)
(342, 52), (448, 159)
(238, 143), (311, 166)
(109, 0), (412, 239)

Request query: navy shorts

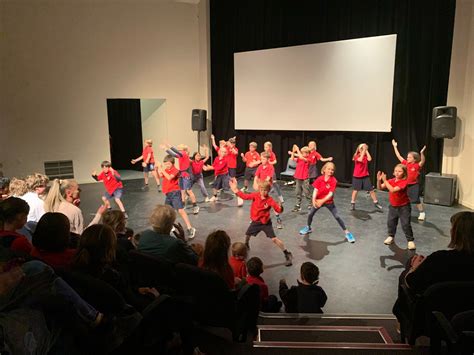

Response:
(179, 175), (193, 191)
(228, 168), (237, 178)
(407, 183), (421, 204)
(244, 167), (257, 181)
(104, 188), (123, 200)
(246, 220), (276, 238)
(143, 163), (155, 173)
(352, 176), (374, 191)
(165, 190), (184, 210)
(213, 174), (229, 190)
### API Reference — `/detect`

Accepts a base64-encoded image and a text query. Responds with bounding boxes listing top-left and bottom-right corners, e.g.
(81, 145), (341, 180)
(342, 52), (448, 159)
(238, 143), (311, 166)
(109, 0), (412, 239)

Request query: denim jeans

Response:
(307, 203), (346, 230)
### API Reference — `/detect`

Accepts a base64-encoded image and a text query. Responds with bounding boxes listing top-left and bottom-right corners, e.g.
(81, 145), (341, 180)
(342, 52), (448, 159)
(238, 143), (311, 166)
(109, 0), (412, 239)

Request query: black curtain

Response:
(106, 99), (143, 171)
(210, 0), (455, 184)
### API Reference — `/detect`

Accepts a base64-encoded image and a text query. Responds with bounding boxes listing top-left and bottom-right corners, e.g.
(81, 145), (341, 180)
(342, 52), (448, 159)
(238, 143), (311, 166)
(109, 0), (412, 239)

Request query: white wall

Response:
(140, 99), (168, 164)
(443, 0), (474, 209)
(0, 0), (210, 183)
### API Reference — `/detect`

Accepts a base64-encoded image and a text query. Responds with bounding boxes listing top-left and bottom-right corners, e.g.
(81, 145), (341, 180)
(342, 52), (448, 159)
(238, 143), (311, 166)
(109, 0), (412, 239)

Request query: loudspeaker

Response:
(192, 109), (207, 131)
(432, 106), (457, 138)
(424, 172), (457, 206)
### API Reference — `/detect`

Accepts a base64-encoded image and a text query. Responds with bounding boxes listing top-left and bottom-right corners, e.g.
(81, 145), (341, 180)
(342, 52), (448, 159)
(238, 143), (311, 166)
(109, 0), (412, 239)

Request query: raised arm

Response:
(376, 171), (385, 190)
(419, 145), (427, 167)
(202, 146), (210, 163)
(210, 134), (219, 151)
(391, 140), (404, 162)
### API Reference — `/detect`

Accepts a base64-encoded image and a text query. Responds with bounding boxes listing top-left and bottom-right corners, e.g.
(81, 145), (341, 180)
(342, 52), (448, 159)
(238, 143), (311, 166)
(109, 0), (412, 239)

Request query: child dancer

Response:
(299, 162), (355, 243)
(308, 140), (333, 184)
(230, 178), (293, 266)
(289, 145), (311, 212)
(391, 140), (427, 220)
(264, 141), (284, 204)
(92, 161), (127, 218)
(254, 152), (283, 228)
(377, 164), (415, 250)
(351, 143), (382, 211)
(156, 156), (196, 239)
(191, 147), (211, 202)
(240, 142), (261, 192)
(131, 139), (161, 190)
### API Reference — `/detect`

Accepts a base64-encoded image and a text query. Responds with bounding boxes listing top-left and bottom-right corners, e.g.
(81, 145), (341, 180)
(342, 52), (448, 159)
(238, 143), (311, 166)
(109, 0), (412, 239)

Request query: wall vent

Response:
(44, 160), (74, 180)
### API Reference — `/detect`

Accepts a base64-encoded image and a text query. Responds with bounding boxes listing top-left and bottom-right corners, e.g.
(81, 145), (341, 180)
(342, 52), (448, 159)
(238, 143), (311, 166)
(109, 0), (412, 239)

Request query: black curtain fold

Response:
(210, 0), (455, 184)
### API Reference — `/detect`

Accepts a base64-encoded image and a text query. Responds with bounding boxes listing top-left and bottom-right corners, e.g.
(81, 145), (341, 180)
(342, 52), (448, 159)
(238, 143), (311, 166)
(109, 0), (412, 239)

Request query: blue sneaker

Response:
(299, 226), (312, 235)
(345, 232), (355, 243)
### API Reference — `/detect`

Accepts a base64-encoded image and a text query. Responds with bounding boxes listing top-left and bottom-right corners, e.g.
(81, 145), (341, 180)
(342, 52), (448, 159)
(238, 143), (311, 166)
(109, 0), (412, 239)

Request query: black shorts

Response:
(407, 183), (421, 204)
(212, 174), (229, 190)
(244, 167), (257, 181)
(228, 168), (237, 178)
(352, 176), (374, 191)
(143, 163), (155, 173)
(165, 190), (184, 210)
(245, 220), (276, 239)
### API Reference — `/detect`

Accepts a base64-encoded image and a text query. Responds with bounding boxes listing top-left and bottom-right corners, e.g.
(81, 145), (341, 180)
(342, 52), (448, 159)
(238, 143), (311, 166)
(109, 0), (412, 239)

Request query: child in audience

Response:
(191, 147), (211, 202)
(377, 164), (415, 250)
(307, 140), (333, 183)
(131, 138), (161, 190)
(289, 145), (311, 211)
(21, 173), (49, 222)
(351, 143), (382, 211)
(0, 177), (10, 200)
(8, 177), (28, 197)
(391, 140), (427, 220)
(246, 257), (282, 312)
(240, 142), (261, 192)
(279, 262), (328, 313)
(156, 155), (196, 239)
(299, 162), (355, 243)
(0, 197), (33, 254)
(229, 242), (248, 280)
(229, 178), (293, 266)
(92, 161), (127, 218)
(201, 230), (235, 289)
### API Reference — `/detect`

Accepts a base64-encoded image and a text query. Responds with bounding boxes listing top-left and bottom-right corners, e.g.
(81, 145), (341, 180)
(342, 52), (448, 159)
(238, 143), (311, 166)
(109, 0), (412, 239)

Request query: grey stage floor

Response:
(79, 175), (471, 315)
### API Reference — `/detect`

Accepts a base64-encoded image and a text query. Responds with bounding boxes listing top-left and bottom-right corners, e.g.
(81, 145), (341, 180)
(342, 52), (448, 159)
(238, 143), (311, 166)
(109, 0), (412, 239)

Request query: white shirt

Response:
(21, 192), (45, 222)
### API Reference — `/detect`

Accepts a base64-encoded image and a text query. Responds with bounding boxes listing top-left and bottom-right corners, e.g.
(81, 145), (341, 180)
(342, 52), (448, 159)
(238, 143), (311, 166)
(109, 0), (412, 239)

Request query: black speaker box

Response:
(192, 109), (207, 131)
(432, 106), (457, 138)
(424, 172), (457, 206)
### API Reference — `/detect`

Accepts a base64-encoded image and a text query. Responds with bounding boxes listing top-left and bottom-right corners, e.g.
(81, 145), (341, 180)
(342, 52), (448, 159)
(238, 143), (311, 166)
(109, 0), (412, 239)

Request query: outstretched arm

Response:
(419, 145), (427, 167)
(391, 140), (404, 162)
(210, 134), (219, 151)
(131, 155), (143, 164)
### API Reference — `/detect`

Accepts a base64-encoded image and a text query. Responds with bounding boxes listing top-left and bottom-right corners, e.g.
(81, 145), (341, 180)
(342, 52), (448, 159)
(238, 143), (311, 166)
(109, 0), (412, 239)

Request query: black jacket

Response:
(279, 280), (327, 313)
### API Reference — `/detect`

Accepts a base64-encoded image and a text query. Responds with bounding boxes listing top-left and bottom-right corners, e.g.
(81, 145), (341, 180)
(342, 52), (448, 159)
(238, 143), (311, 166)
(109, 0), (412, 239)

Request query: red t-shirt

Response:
(229, 256), (247, 280)
(0, 231), (32, 254)
(308, 150), (322, 178)
(255, 164), (274, 184)
(97, 170), (123, 194)
(236, 191), (282, 224)
(246, 275), (269, 305)
(226, 146), (238, 169)
(177, 151), (191, 177)
(293, 157), (309, 180)
(160, 166), (180, 194)
(142, 146), (155, 164)
(191, 160), (205, 176)
(30, 248), (76, 270)
(387, 178), (410, 207)
(244, 151), (260, 168)
(402, 159), (421, 185)
(353, 154), (369, 178)
(213, 157), (228, 176)
(312, 175), (337, 205)
(268, 151), (277, 164)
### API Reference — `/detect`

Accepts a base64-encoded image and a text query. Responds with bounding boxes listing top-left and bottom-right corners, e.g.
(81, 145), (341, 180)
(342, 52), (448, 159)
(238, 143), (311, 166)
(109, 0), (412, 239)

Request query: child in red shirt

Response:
(191, 147), (211, 202)
(156, 155), (196, 239)
(299, 162), (355, 243)
(240, 142), (261, 192)
(229, 242), (248, 281)
(377, 164), (415, 250)
(0, 197), (32, 254)
(229, 178), (293, 266)
(245, 257), (282, 312)
(307, 140), (333, 183)
(391, 139), (427, 221)
(263, 141), (284, 204)
(131, 139), (161, 190)
(351, 143), (382, 211)
(289, 145), (311, 212)
(92, 161), (127, 217)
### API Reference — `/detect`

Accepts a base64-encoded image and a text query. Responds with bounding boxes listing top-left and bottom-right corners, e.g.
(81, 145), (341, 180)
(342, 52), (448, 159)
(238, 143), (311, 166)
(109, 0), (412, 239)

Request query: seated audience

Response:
(8, 177), (28, 198)
(137, 205), (198, 265)
(21, 173), (49, 222)
(229, 241), (248, 281)
(0, 177), (10, 200)
(31, 212), (76, 270)
(201, 230), (235, 289)
(279, 262), (327, 313)
(246, 256), (282, 312)
(101, 210), (135, 252)
(0, 197), (32, 254)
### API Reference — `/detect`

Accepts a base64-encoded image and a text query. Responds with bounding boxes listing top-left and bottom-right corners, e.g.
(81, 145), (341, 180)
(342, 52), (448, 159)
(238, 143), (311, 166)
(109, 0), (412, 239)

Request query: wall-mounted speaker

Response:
(192, 109), (207, 131)
(432, 106), (457, 139)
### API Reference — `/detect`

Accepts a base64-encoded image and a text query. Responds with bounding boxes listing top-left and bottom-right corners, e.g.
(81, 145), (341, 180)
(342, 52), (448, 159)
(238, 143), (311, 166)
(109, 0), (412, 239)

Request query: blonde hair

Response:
(258, 180), (272, 192)
(394, 163), (407, 179)
(149, 204), (176, 234)
(101, 210), (126, 233)
(321, 162), (336, 174)
(9, 178), (28, 197)
(408, 151), (421, 162)
(264, 141), (272, 149)
(300, 146), (310, 154)
(145, 139), (153, 145)
(177, 144), (189, 152)
(44, 179), (78, 212)
(26, 173), (49, 192)
(353, 143), (367, 158)
(231, 242), (248, 258)
(249, 142), (257, 148)
(260, 152), (270, 159)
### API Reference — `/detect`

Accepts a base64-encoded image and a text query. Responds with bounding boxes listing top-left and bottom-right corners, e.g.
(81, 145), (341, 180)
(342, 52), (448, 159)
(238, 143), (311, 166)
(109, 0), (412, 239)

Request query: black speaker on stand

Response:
(192, 109), (207, 153)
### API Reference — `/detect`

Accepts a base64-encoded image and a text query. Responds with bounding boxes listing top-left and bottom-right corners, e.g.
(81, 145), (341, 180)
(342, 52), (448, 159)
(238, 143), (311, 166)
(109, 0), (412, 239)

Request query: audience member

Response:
(246, 257), (282, 312)
(201, 230), (234, 289)
(101, 210), (135, 252)
(0, 197), (32, 254)
(0, 177), (10, 200)
(21, 173), (49, 222)
(229, 242), (248, 281)
(8, 177), (28, 197)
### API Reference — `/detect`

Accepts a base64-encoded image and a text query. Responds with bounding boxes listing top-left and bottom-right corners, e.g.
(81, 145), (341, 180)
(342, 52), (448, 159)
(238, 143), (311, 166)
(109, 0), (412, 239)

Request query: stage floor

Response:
(79, 176), (470, 314)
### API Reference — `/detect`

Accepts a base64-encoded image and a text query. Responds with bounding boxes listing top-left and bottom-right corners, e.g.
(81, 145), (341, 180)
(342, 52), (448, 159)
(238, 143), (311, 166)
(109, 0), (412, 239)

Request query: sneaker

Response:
(193, 205), (200, 214)
(345, 232), (355, 243)
(374, 202), (383, 211)
(204, 197), (211, 202)
(209, 196), (217, 202)
(292, 205), (301, 212)
(299, 226), (312, 235)
(237, 197), (244, 207)
(279, 196), (285, 203)
(307, 205), (312, 210)
(276, 217), (283, 229)
(418, 212), (426, 221)
(284, 252), (293, 267)
(384, 236), (394, 245)
(407, 241), (416, 250)
(351, 203), (355, 211)
(123, 212), (129, 219)
(141, 184), (149, 191)
(157, 186), (161, 192)
(187, 227), (196, 240)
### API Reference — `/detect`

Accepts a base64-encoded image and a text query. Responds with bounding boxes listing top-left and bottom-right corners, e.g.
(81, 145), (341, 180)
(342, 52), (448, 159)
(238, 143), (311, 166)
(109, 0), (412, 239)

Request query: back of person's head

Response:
(449, 211), (474, 254)
(44, 179), (78, 212)
(260, 152), (270, 159)
(0, 177), (11, 192)
(25, 173), (49, 192)
(73, 224), (117, 273)
(246, 257), (263, 277)
(163, 155), (175, 164)
(9, 178), (28, 197)
(301, 262), (319, 284)
(101, 161), (111, 168)
(202, 230), (231, 274)
(0, 197), (29, 228)
(231, 242), (248, 259)
(149, 204), (176, 234)
(101, 210), (126, 234)
(33, 212), (70, 252)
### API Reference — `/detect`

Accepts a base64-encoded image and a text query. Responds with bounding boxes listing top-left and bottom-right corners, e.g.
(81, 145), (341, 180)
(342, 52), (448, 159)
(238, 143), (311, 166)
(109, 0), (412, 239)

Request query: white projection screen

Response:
(234, 34), (397, 132)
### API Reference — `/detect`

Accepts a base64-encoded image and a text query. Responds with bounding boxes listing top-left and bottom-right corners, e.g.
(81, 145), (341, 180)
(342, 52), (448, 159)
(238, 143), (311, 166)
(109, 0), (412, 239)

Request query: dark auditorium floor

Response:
(79, 175), (471, 315)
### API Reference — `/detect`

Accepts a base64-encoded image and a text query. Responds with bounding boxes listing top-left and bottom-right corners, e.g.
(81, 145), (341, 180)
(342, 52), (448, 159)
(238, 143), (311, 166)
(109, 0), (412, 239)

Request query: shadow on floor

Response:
(380, 243), (416, 272)
(300, 235), (346, 261)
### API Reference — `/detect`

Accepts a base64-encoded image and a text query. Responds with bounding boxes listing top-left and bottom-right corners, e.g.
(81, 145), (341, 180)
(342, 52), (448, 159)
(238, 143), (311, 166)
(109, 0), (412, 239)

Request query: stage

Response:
(79, 174), (470, 315)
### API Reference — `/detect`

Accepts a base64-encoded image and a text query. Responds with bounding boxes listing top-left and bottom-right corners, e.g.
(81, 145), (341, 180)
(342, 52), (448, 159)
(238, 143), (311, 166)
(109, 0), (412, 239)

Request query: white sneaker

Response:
(279, 196), (284, 203)
(418, 212), (426, 221)
(187, 227), (196, 240)
(193, 205), (200, 214)
(205, 197), (211, 202)
(209, 196), (217, 202)
(384, 236), (394, 245)
(407, 241), (416, 250)
(237, 197), (244, 207)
